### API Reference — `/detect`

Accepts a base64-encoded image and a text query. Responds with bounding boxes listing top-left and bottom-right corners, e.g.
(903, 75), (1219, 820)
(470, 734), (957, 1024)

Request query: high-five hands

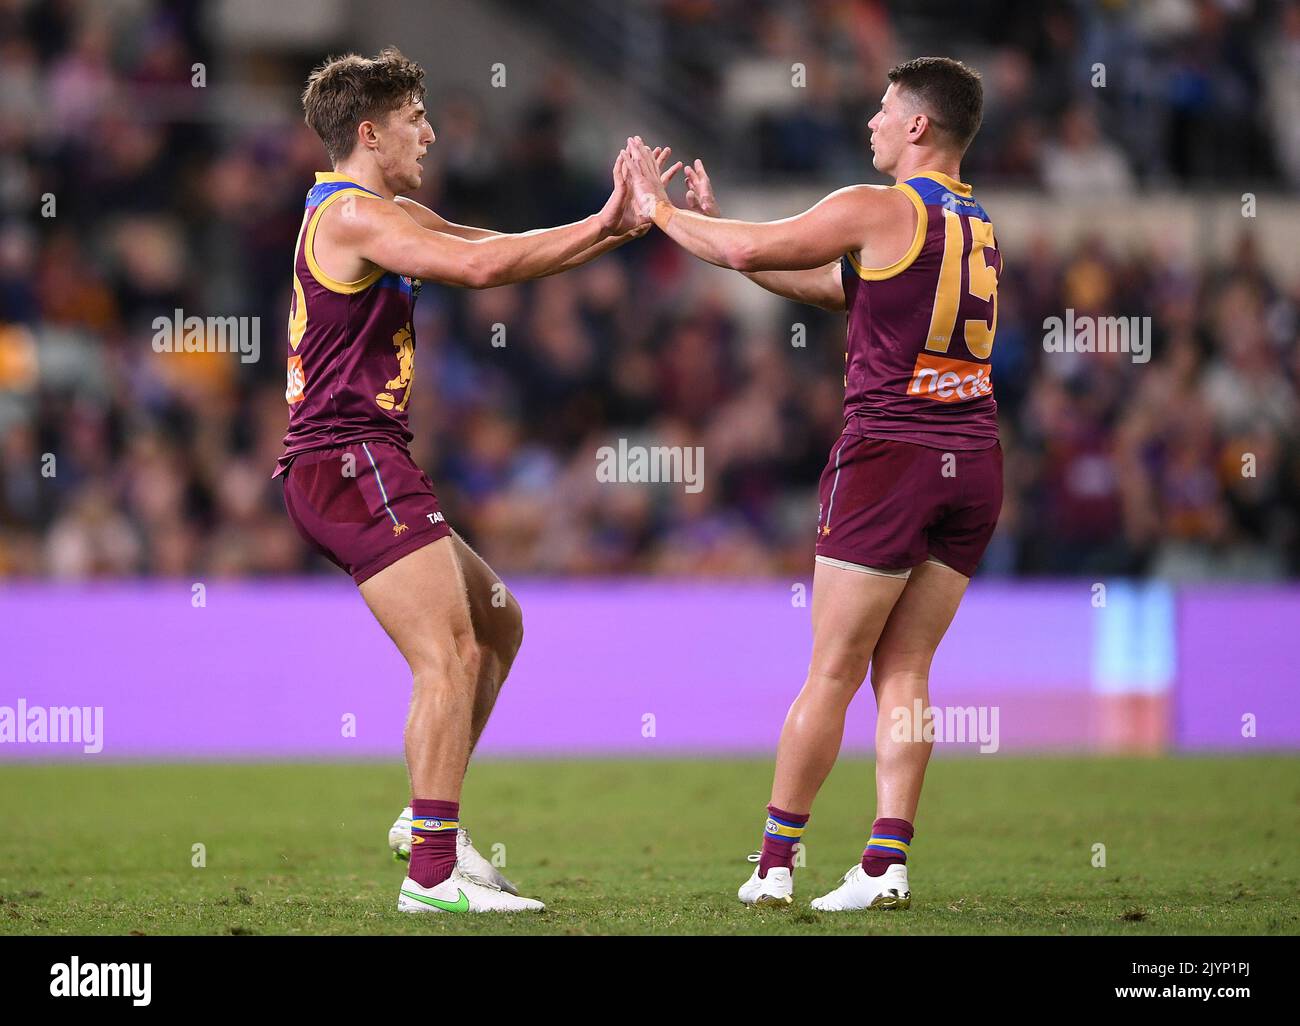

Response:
(601, 144), (683, 236)
(621, 138), (721, 228)
(621, 136), (674, 226)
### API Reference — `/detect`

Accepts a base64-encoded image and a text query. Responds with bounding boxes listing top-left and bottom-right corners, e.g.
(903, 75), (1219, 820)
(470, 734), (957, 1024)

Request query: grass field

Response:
(1, 756), (1297, 935)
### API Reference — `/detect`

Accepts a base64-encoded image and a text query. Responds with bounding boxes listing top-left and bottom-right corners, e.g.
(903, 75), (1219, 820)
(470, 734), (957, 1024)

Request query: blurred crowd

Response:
(0, 0), (1297, 581)
(650, 0), (1300, 188)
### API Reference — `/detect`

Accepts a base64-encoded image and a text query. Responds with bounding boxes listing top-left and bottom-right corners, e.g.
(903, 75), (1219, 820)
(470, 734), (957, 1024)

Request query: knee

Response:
(869, 655), (930, 694)
(411, 624), (482, 692)
(805, 646), (873, 696)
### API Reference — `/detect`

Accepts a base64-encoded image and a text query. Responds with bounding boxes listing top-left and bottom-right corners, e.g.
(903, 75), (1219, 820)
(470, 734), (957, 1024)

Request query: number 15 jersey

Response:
(841, 170), (1000, 451)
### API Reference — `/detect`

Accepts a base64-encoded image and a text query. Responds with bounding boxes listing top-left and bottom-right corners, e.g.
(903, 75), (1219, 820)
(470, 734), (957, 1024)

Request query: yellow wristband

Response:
(652, 199), (676, 230)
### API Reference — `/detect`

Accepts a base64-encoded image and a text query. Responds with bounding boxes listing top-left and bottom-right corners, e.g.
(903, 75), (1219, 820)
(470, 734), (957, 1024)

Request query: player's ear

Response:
(357, 118), (380, 152)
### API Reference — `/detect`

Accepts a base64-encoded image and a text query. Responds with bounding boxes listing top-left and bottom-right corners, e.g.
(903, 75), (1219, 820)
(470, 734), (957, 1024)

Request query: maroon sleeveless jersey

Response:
(274, 172), (420, 477)
(841, 170), (1001, 450)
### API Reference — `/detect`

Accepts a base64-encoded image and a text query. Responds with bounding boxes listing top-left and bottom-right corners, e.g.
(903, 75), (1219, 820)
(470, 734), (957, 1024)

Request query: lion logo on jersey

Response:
(375, 324), (415, 412)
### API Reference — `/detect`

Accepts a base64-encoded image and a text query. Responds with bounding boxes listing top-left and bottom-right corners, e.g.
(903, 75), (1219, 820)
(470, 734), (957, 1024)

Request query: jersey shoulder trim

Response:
(909, 170), (972, 197)
(904, 172), (991, 222)
(304, 186), (386, 295)
(845, 182), (927, 282)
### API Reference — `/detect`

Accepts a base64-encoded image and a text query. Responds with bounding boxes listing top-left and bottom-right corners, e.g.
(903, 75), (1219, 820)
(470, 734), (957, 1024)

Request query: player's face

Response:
(867, 83), (906, 176)
(378, 99), (435, 194)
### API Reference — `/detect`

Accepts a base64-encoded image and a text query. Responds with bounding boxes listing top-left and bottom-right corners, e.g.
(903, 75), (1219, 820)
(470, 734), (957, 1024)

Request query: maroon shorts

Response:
(814, 433), (1002, 578)
(281, 441), (452, 585)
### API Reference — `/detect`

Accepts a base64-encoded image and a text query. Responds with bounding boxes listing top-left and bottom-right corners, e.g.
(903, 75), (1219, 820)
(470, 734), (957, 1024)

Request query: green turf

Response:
(1, 756), (1297, 935)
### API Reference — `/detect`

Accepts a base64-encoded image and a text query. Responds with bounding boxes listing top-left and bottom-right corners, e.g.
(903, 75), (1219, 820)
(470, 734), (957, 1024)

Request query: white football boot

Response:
(811, 863), (911, 911)
(397, 867), (545, 914)
(737, 852), (795, 907)
(388, 806), (520, 895)
(388, 808), (412, 860)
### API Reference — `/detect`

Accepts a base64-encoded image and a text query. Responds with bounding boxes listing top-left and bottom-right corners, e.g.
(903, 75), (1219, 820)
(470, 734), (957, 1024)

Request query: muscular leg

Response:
(365, 533), (542, 907)
(769, 561), (908, 812)
(868, 559), (969, 823)
(449, 531), (524, 753)
(360, 536), (480, 801)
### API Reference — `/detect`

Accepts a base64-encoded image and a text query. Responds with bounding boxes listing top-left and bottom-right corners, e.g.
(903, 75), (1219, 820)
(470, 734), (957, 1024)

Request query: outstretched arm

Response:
(397, 147), (683, 278)
(681, 159), (845, 312)
(622, 136), (876, 272)
(320, 154), (634, 290)
(395, 197), (642, 278)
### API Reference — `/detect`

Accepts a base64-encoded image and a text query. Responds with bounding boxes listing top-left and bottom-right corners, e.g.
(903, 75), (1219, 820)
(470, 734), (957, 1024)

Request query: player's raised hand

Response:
(613, 146), (683, 235)
(622, 136), (673, 224)
(597, 151), (633, 236)
(684, 159), (721, 217)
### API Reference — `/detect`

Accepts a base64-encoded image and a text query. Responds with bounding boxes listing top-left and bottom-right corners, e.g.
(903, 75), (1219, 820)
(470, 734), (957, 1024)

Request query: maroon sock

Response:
(862, 817), (913, 877)
(408, 799), (459, 888)
(758, 804), (809, 878)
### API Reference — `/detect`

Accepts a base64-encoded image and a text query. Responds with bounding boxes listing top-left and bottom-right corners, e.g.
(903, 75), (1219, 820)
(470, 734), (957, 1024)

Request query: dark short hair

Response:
(887, 57), (983, 153)
(302, 46), (426, 164)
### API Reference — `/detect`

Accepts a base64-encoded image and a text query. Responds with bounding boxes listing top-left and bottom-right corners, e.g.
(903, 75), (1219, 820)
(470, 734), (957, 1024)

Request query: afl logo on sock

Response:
(765, 818), (780, 835)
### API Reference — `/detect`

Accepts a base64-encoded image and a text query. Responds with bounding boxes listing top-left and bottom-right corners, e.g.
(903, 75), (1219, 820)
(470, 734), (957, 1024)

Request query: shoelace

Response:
(454, 827), (504, 891)
(746, 850), (761, 863)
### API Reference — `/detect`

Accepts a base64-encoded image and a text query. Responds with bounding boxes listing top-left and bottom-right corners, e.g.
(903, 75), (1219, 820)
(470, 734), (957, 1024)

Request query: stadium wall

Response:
(1, 581), (1294, 761)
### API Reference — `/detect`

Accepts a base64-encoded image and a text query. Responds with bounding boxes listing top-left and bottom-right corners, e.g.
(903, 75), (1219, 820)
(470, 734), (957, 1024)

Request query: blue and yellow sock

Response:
(758, 804), (809, 878)
(862, 817), (913, 877)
